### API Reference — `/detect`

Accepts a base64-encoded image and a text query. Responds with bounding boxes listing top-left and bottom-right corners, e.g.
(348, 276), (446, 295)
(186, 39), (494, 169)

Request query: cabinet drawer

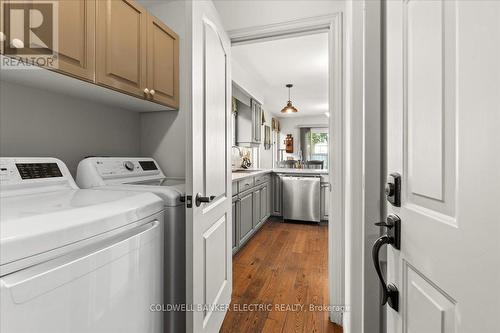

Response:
(238, 177), (255, 193)
(232, 181), (238, 195)
(254, 173), (271, 185)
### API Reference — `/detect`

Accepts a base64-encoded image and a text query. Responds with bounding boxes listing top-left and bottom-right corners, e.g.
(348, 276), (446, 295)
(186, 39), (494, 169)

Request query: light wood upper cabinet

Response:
(147, 15), (179, 108)
(96, 0), (148, 98)
(1, 0), (179, 110)
(56, 0), (95, 81)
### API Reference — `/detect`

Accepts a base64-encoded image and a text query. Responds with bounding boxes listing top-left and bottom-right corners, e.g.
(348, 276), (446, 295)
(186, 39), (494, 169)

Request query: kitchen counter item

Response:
(281, 175), (320, 222)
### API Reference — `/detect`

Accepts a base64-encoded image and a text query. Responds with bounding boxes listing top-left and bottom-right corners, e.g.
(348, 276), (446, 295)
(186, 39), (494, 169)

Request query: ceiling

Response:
(232, 32), (329, 117)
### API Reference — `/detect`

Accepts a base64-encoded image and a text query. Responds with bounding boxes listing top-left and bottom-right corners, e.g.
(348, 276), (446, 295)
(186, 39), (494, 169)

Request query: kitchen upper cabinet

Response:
(56, 0), (95, 81)
(252, 99), (263, 144)
(147, 15), (179, 108)
(96, 0), (148, 98)
(234, 83), (263, 147)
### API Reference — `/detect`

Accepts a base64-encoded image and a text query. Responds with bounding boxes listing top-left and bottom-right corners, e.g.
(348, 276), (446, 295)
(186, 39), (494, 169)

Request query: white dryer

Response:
(0, 157), (165, 333)
(76, 157), (186, 333)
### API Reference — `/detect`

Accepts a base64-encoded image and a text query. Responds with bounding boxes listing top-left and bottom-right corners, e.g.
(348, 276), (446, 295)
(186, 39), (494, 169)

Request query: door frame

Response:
(344, 0), (384, 332)
(228, 13), (345, 326)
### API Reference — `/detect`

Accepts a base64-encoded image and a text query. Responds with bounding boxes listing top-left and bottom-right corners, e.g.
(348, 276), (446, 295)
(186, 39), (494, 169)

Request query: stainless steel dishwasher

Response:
(281, 175), (320, 222)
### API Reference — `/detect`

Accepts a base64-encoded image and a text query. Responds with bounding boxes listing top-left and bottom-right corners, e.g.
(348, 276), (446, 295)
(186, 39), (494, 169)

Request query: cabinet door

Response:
(267, 181), (272, 217)
(252, 188), (261, 228)
(272, 175), (282, 215)
(57, 0), (95, 81)
(232, 197), (238, 253)
(96, 0), (147, 98)
(251, 100), (261, 144)
(147, 14), (179, 108)
(239, 192), (253, 245)
(260, 184), (267, 222)
(1, 0), (95, 81)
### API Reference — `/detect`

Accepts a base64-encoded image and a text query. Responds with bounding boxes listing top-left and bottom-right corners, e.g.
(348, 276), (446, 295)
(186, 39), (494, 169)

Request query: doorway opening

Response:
(223, 13), (344, 333)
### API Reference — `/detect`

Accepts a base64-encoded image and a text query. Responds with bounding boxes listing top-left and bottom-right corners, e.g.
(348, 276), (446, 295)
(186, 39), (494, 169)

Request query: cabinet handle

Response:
(144, 88), (150, 96)
(150, 89), (155, 96)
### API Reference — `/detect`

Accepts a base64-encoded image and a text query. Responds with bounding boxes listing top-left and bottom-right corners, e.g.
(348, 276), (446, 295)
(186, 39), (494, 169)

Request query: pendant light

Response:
(280, 84), (298, 113)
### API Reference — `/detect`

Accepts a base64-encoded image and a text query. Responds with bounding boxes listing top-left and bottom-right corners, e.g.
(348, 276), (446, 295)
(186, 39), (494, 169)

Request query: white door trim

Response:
(227, 13), (346, 327)
(343, 1), (384, 332)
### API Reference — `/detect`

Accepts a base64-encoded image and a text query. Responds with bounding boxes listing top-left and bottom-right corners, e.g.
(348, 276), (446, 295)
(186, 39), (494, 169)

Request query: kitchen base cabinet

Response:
(272, 174), (282, 216)
(252, 187), (261, 228)
(232, 173), (273, 255)
(232, 196), (239, 254)
(238, 191), (254, 247)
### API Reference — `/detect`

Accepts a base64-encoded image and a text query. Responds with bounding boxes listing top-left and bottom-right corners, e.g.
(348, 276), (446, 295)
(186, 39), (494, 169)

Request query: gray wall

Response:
(278, 114), (329, 160)
(139, 0), (187, 178)
(0, 81), (141, 176)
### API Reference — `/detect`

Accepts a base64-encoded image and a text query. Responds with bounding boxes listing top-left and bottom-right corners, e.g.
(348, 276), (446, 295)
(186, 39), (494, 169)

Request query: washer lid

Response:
(0, 189), (163, 266)
(103, 181), (185, 207)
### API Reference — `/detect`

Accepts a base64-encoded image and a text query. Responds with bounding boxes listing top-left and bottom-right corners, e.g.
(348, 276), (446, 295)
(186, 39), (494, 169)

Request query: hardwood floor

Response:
(220, 218), (343, 333)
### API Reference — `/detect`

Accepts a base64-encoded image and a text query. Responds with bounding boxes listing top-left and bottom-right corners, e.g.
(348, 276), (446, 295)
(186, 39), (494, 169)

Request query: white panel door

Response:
(385, 1), (500, 333)
(186, 1), (232, 332)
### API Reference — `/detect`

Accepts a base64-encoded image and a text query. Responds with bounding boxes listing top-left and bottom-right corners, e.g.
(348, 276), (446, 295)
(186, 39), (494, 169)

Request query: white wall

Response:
(0, 81), (141, 176)
(277, 114), (328, 160)
(139, 0), (187, 177)
(213, 0), (345, 32)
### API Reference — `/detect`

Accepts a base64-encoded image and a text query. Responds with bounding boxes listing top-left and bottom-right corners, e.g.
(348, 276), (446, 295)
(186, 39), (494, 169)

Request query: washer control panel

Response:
(92, 158), (161, 179)
(0, 158), (76, 189)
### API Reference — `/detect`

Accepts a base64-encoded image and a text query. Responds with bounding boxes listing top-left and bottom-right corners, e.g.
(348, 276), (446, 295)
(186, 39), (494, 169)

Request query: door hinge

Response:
(181, 195), (193, 208)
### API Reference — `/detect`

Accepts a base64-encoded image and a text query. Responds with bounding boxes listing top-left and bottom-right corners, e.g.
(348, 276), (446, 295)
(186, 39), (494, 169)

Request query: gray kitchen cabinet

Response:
(260, 184), (268, 222)
(320, 183), (330, 221)
(272, 174), (282, 216)
(231, 173), (273, 255)
(232, 196), (239, 254)
(251, 99), (263, 144)
(238, 191), (254, 246)
(252, 187), (261, 228)
(235, 97), (262, 147)
(267, 181), (272, 217)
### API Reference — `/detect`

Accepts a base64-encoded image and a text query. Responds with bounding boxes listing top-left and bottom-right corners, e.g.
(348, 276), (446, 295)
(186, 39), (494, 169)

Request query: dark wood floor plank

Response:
(220, 218), (343, 333)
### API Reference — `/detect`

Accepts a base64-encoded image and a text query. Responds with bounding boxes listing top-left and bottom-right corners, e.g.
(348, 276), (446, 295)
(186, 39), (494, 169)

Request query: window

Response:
(305, 127), (328, 168)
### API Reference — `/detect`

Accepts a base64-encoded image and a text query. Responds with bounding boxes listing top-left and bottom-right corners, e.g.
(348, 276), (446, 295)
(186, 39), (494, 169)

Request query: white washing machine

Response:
(76, 157), (186, 333)
(0, 157), (165, 333)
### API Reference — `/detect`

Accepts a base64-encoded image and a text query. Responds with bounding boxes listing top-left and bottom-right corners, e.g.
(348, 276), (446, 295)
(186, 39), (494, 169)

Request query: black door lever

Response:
(372, 214), (401, 312)
(195, 193), (216, 207)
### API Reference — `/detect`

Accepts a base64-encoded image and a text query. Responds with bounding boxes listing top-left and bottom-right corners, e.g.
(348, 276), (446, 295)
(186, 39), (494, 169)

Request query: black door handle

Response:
(372, 214), (401, 312)
(195, 193), (216, 207)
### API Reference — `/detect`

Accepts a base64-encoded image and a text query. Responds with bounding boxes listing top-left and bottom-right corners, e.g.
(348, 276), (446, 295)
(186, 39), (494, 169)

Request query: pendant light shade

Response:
(281, 84), (298, 113)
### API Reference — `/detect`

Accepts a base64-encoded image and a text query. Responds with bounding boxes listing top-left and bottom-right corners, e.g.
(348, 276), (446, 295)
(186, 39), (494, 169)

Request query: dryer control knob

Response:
(124, 161), (134, 171)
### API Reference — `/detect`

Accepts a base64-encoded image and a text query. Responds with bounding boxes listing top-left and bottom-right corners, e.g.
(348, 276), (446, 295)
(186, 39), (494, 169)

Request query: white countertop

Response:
(232, 168), (328, 181)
